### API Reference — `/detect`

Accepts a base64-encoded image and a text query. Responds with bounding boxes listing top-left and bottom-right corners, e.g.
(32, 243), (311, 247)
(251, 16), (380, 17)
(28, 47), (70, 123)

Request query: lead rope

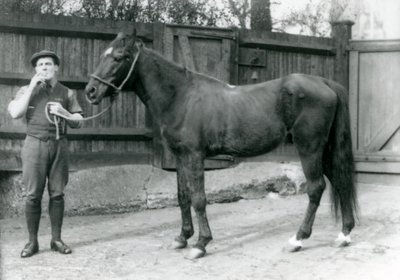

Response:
(53, 115), (60, 140)
(45, 98), (115, 140)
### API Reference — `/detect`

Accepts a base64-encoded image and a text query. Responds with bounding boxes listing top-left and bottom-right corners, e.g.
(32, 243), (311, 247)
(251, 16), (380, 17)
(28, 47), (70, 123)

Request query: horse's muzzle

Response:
(85, 86), (98, 104)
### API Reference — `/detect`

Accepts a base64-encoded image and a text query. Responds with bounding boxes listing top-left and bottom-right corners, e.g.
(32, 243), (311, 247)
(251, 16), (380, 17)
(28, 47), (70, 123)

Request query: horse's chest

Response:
(160, 127), (198, 150)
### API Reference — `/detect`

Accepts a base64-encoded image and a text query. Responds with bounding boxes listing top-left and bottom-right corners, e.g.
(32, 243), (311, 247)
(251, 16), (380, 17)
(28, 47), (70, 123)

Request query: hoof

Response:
(185, 247), (206, 260)
(287, 235), (303, 252)
(334, 232), (351, 247)
(171, 238), (188, 250)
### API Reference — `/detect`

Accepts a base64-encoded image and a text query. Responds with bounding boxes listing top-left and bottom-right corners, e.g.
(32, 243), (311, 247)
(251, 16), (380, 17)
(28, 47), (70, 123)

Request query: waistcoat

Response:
(26, 82), (69, 141)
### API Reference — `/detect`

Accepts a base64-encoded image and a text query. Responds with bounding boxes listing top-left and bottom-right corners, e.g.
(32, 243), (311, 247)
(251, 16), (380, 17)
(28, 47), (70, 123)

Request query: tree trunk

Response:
(250, 0), (272, 31)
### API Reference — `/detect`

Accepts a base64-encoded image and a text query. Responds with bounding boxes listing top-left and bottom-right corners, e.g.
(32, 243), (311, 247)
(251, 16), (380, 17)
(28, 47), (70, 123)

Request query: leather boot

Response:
(50, 239), (72, 254)
(21, 241), (39, 258)
(49, 195), (71, 254)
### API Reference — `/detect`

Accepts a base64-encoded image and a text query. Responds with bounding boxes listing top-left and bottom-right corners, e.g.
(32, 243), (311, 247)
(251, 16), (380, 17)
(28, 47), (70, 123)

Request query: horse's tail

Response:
(323, 79), (358, 221)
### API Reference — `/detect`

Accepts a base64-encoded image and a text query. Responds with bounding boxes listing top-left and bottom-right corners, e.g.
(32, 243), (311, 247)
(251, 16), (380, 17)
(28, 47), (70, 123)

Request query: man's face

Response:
(35, 57), (59, 81)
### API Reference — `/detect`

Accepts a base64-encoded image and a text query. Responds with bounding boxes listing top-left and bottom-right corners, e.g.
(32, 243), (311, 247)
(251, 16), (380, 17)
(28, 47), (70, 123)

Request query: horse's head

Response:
(84, 30), (142, 104)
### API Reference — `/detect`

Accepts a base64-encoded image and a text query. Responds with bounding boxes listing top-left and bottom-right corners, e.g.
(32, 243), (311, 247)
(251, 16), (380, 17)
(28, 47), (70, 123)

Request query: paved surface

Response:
(1, 183), (400, 280)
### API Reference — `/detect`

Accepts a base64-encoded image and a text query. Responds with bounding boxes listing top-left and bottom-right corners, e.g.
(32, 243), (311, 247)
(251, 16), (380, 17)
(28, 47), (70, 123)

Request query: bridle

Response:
(90, 44), (140, 96)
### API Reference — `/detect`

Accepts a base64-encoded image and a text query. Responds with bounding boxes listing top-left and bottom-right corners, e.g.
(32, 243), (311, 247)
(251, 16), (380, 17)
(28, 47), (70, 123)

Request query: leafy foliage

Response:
(275, 0), (350, 37)
(227, 0), (250, 28)
(166, 0), (227, 26)
(1, 0), (341, 36)
(1, 0), (233, 27)
(2, 0), (44, 13)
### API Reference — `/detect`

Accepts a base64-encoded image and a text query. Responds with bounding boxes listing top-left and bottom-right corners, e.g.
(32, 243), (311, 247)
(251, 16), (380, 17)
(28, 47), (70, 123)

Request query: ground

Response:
(1, 183), (400, 280)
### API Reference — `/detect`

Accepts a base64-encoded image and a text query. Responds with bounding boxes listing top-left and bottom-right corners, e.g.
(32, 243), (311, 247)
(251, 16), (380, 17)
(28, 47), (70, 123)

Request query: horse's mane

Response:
(142, 45), (231, 88)
(144, 47), (188, 74)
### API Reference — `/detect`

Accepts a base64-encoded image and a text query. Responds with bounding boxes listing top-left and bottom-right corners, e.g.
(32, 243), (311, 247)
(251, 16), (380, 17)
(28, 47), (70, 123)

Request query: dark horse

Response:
(84, 32), (357, 259)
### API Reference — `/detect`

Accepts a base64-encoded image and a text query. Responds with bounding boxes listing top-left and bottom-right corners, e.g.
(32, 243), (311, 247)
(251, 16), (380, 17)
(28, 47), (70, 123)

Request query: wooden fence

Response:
(0, 12), (351, 171)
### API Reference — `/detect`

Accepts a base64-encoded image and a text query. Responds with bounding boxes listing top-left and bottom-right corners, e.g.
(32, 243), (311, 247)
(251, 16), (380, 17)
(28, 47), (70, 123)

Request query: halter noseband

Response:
(90, 45), (140, 95)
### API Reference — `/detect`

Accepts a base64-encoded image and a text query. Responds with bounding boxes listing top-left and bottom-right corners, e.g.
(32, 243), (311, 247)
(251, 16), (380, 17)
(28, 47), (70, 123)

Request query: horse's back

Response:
(197, 73), (338, 106)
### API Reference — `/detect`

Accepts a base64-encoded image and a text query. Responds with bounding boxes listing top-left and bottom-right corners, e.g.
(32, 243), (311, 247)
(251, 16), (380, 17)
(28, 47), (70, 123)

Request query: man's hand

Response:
(48, 102), (70, 118)
(29, 73), (47, 90)
(47, 102), (83, 128)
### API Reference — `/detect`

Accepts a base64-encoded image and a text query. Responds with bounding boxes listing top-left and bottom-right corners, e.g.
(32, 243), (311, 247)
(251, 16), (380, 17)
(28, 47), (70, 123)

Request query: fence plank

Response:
(239, 29), (335, 55)
(0, 126), (153, 140)
(178, 35), (196, 70)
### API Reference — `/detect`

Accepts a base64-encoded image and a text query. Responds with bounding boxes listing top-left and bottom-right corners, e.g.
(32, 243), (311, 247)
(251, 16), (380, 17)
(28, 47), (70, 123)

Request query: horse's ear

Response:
(132, 28), (137, 39)
(124, 36), (136, 49)
(135, 39), (144, 48)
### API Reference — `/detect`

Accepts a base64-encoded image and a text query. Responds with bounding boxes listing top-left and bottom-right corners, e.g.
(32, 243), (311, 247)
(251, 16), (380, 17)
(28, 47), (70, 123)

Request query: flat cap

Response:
(30, 50), (60, 67)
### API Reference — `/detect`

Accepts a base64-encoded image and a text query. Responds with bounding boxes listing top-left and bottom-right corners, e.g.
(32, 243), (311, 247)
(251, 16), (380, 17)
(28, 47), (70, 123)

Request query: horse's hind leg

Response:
(332, 180), (355, 247)
(288, 143), (326, 251)
(171, 156), (195, 249)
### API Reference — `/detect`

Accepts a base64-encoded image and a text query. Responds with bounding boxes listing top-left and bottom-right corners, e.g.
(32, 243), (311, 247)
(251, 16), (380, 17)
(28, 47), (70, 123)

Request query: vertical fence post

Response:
(331, 20), (354, 90)
(231, 26), (240, 85)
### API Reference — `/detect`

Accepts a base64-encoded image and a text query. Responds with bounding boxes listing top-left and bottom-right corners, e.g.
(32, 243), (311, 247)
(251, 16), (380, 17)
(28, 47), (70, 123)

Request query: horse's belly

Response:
(207, 125), (286, 157)
(228, 136), (283, 157)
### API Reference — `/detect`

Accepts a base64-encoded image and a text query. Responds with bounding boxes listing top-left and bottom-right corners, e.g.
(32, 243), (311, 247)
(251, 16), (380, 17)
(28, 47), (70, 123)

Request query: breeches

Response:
(22, 135), (69, 202)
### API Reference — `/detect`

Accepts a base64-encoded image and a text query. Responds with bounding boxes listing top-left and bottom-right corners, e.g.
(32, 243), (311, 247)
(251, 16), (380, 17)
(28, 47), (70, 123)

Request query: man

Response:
(8, 50), (83, 258)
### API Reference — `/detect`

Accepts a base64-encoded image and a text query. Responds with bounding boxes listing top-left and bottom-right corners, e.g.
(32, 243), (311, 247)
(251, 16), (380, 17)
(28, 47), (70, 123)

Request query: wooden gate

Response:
(349, 39), (400, 184)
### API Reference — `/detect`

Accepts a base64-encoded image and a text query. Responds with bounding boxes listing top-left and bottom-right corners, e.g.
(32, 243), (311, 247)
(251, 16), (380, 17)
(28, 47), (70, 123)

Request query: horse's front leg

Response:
(177, 151), (212, 259)
(171, 155), (195, 250)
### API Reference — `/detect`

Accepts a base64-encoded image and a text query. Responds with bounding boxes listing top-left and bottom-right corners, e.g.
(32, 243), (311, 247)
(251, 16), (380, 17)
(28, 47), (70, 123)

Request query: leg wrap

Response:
(25, 199), (41, 242)
(49, 195), (65, 241)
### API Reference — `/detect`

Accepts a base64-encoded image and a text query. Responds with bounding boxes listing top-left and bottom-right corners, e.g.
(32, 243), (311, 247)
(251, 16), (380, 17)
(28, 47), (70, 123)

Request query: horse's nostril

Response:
(86, 87), (97, 99)
(85, 86), (98, 103)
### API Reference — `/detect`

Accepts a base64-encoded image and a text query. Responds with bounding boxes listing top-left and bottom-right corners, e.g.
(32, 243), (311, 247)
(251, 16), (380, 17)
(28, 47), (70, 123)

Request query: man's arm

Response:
(8, 74), (46, 119)
(8, 86), (31, 119)
(48, 103), (83, 128)
(48, 89), (83, 128)
(67, 113), (83, 128)
(67, 89), (83, 128)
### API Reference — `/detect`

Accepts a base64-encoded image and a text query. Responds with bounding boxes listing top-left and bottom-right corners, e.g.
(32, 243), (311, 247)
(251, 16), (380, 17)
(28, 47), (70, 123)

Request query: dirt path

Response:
(1, 183), (400, 280)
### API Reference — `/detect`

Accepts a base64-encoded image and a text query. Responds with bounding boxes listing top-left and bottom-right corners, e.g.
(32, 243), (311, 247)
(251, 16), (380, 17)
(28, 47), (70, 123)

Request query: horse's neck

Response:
(133, 49), (190, 123)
